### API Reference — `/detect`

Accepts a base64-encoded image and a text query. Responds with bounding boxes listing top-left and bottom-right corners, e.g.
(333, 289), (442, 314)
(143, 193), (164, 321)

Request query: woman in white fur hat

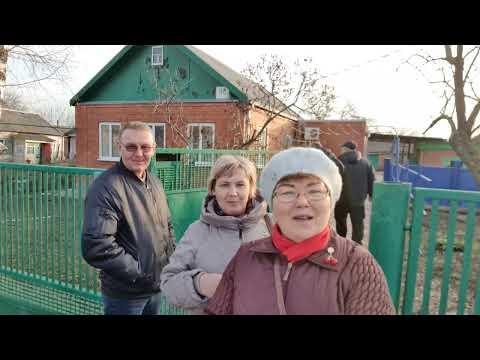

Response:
(205, 147), (395, 315)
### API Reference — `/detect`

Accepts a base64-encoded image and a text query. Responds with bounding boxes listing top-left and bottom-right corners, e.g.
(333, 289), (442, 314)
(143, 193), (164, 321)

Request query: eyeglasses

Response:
(273, 189), (329, 203)
(120, 142), (155, 153)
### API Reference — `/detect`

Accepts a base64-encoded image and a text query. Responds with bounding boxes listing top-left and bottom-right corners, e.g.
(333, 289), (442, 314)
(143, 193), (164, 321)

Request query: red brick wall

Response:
(418, 149), (458, 167)
(75, 102), (246, 169)
(300, 120), (368, 157)
(248, 108), (295, 152)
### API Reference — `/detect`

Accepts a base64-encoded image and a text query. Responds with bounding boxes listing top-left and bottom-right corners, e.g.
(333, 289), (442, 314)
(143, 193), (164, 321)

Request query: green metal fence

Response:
(150, 148), (274, 191)
(0, 162), (205, 315)
(369, 183), (480, 315)
(0, 148), (272, 314)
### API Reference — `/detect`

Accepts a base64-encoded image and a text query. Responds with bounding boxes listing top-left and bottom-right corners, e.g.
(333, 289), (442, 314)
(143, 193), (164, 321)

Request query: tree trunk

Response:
(0, 45), (8, 101)
(449, 130), (480, 186)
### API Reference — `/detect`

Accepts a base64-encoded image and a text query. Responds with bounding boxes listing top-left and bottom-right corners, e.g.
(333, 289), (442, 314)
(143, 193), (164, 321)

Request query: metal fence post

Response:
(383, 158), (392, 181)
(368, 181), (411, 312)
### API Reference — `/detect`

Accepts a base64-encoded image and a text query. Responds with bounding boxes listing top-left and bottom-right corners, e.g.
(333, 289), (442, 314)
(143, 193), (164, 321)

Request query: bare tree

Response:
(339, 101), (358, 120)
(238, 54), (336, 148)
(0, 87), (28, 110)
(407, 45), (480, 185)
(149, 64), (193, 147)
(30, 102), (75, 128)
(0, 45), (74, 101)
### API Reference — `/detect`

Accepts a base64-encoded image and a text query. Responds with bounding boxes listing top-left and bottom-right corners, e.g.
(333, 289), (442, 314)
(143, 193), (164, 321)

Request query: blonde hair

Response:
(207, 155), (257, 198)
(119, 121), (155, 143)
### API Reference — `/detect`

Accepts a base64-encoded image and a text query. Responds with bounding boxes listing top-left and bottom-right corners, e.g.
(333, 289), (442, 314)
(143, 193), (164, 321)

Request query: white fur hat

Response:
(259, 147), (342, 209)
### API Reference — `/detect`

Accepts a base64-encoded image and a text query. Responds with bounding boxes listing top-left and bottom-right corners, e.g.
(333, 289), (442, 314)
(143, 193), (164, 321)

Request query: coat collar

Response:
(249, 229), (344, 272)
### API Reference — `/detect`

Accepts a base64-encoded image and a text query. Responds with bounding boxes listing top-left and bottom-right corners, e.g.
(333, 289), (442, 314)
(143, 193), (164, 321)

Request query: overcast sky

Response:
(35, 45), (456, 139)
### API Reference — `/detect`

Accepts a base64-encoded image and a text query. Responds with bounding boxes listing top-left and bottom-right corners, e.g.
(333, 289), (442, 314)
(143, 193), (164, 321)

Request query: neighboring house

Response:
(367, 130), (448, 170)
(0, 107), (69, 164)
(415, 141), (473, 168)
(296, 119), (368, 157)
(70, 45), (300, 169)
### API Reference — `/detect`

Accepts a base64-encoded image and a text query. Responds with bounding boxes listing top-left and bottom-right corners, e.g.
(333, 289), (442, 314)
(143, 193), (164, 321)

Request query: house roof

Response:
(13, 134), (55, 143)
(0, 108), (64, 137)
(69, 45), (300, 120)
(368, 131), (446, 143)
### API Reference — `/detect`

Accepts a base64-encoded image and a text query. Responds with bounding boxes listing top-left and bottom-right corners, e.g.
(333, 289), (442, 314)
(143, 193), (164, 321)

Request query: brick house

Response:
(70, 45), (300, 169)
(296, 119), (368, 157)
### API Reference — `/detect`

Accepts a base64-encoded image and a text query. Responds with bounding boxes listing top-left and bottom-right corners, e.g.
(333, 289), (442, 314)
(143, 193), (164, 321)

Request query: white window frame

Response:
(152, 46), (164, 66)
(99, 122), (121, 161)
(147, 123), (166, 148)
(187, 123), (215, 166)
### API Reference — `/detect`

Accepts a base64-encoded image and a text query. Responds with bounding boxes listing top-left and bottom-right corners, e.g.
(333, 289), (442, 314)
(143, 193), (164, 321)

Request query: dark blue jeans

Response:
(102, 292), (163, 315)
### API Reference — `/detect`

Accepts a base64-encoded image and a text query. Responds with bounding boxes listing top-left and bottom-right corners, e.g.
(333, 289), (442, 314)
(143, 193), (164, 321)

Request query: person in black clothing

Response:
(334, 141), (375, 245)
(82, 122), (176, 315)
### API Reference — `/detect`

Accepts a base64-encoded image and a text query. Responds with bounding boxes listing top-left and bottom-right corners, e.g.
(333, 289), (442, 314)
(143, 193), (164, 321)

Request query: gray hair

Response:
(119, 121), (155, 143)
(207, 155), (258, 198)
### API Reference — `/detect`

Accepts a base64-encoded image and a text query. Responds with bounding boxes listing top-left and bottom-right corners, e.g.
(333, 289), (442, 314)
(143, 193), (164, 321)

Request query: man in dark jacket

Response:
(334, 141), (375, 244)
(82, 122), (176, 315)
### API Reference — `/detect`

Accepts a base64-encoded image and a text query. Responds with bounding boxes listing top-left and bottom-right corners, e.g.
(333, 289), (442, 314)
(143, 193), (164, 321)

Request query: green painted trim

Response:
(173, 46), (249, 102)
(76, 99), (240, 105)
(69, 45), (134, 106)
(417, 142), (452, 151)
(155, 147), (272, 156)
(0, 162), (103, 174)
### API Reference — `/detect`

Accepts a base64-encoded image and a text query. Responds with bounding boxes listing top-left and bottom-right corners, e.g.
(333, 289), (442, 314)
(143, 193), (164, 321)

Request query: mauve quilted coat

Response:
(205, 229), (396, 315)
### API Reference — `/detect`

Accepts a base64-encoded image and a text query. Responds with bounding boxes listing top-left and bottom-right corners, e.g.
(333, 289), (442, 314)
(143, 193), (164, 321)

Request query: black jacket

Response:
(337, 150), (375, 207)
(82, 160), (176, 299)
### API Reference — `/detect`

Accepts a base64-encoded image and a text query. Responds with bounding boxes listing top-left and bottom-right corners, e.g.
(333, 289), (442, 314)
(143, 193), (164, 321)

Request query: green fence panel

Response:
(0, 161), (210, 315)
(368, 182), (411, 312)
(167, 189), (207, 241)
(150, 147), (274, 191)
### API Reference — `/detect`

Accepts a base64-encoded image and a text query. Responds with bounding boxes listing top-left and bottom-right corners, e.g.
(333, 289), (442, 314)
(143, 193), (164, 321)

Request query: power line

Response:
(319, 45), (420, 80)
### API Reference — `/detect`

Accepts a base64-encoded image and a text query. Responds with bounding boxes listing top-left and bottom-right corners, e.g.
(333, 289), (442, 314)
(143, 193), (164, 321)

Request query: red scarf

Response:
(271, 224), (330, 263)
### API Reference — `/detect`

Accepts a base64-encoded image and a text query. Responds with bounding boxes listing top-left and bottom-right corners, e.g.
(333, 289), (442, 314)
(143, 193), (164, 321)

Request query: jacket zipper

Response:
(283, 262), (293, 281)
(239, 228), (243, 243)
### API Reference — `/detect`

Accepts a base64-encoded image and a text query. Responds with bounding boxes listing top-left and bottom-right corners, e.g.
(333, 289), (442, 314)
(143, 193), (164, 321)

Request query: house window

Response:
(147, 123), (166, 148)
(188, 124), (215, 165)
(257, 128), (267, 148)
(188, 124), (215, 149)
(99, 122), (121, 161)
(0, 139), (12, 155)
(26, 143), (35, 155)
(152, 46), (164, 66)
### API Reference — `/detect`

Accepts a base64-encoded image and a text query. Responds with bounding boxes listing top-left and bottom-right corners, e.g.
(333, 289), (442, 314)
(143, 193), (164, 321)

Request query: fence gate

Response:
(369, 182), (480, 315)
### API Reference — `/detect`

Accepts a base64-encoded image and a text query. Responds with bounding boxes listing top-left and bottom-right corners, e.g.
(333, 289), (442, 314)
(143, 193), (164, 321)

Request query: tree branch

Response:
(472, 123), (480, 135)
(444, 45), (454, 64)
(423, 114), (456, 135)
(467, 100), (480, 132)
(463, 46), (480, 83)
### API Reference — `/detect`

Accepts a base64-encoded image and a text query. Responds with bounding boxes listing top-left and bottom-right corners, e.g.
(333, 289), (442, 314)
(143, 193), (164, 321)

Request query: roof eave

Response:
(69, 45), (135, 106)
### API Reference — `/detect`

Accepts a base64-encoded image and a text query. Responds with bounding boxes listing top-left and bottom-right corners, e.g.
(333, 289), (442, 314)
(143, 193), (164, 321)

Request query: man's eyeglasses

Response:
(273, 189), (329, 203)
(120, 142), (155, 153)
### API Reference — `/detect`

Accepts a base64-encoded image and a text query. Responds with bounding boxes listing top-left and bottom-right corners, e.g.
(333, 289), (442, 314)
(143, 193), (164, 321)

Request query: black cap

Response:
(341, 141), (357, 150)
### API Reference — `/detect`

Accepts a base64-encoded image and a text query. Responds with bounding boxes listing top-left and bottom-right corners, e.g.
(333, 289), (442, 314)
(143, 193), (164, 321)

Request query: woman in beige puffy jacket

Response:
(160, 155), (269, 314)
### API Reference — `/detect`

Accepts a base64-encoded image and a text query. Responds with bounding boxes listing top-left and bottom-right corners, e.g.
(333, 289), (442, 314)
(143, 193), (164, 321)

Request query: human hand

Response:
(197, 272), (222, 298)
